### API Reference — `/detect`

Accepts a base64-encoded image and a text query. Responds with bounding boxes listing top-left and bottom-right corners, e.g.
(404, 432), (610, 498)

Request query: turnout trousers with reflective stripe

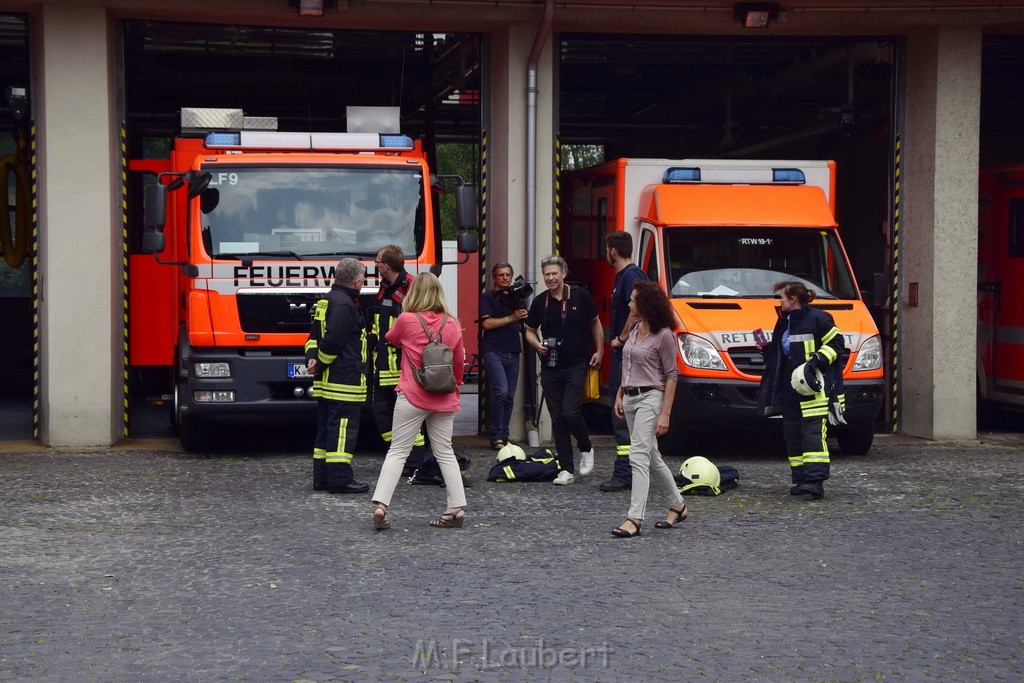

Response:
(782, 386), (830, 483)
(314, 399), (362, 490)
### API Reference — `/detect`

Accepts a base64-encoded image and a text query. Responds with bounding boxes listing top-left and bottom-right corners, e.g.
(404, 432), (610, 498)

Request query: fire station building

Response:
(0, 0), (1022, 447)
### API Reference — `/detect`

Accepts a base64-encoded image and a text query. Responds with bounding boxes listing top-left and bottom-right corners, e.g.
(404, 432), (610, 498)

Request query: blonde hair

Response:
(403, 272), (452, 315)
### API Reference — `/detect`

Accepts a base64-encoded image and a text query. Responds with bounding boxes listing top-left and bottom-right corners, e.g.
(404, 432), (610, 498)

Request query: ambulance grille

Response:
(237, 292), (323, 333)
(728, 346), (851, 376)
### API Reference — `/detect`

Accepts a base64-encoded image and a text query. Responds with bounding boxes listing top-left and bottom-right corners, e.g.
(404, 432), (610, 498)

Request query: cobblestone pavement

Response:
(1, 431), (1022, 682)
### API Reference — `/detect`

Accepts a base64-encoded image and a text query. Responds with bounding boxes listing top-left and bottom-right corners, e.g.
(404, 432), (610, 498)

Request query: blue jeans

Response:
(483, 351), (520, 442)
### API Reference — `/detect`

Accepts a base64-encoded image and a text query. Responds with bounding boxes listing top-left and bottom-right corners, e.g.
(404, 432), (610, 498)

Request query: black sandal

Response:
(654, 504), (688, 529)
(611, 518), (642, 538)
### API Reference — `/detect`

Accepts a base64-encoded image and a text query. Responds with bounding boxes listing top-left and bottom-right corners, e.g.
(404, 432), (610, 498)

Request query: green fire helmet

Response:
(679, 456), (721, 495)
(496, 444), (526, 463)
(791, 363), (824, 396)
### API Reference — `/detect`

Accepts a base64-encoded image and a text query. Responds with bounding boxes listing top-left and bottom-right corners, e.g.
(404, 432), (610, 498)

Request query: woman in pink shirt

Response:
(611, 281), (686, 538)
(370, 273), (467, 530)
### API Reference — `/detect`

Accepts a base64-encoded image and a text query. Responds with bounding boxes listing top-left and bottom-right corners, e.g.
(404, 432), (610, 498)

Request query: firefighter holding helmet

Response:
(757, 281), (847, 499)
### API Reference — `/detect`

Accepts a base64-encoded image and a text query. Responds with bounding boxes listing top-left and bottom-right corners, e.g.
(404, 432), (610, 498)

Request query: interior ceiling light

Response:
(734, 3), (780, 29)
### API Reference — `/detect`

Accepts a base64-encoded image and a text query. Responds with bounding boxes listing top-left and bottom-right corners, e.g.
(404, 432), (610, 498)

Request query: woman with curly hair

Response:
(610, 280), (686, 538)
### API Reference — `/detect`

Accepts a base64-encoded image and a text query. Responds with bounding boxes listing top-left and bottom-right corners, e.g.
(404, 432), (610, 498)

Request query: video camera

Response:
(496, 275), (533, 310)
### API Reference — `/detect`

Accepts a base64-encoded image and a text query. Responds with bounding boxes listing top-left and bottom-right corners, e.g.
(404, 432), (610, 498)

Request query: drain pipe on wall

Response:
(524, 0), (553, 448)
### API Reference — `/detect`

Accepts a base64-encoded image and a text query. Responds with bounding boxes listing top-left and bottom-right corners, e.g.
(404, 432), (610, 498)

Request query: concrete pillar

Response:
(902, 28), (981, 440)
(37, 6), (119, 446)
(488, 24), (555, 442)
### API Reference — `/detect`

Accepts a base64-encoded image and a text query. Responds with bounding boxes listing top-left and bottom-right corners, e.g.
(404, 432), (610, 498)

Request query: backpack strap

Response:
(413, 312), (440, 343)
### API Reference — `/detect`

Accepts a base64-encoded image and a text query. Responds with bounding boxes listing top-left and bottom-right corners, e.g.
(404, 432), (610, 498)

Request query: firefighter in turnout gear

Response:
(757, 281), (846, 499)
(305, 258), (370, 494)
(371, 245), (430, 474)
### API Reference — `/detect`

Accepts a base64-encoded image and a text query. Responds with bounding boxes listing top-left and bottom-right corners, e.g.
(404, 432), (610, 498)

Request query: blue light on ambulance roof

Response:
(773, 168), (806, 183)
(664, 167), (701, 183)
(380, 134), (414, 149)
(205, 132), (241, 147)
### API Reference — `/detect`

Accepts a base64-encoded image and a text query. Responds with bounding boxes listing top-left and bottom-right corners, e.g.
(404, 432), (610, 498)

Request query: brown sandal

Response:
(372, 503), (390, 531)
(429, 508), (465, 528)
(654, 504), (688, 529)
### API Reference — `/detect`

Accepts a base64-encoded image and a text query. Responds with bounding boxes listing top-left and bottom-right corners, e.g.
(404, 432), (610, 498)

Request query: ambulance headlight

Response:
(194, 362), (231, 378)
(678, 333), (727, 371)
(852, 335), (883, 371)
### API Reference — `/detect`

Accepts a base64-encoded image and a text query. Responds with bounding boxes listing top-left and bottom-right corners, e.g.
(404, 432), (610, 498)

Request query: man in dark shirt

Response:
(479, 262), (528, 450)
(526, 255), (603, 485)
(603, 231), (649, 492)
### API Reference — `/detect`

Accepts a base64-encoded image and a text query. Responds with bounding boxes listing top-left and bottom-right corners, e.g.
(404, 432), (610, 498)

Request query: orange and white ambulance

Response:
(978, 165), (1024, 413)
(561, 158), (884, 454)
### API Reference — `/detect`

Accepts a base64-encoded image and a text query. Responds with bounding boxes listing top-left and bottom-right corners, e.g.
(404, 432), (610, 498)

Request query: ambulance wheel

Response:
(178, 411), (213, 452)
(837, 427), (874, 455)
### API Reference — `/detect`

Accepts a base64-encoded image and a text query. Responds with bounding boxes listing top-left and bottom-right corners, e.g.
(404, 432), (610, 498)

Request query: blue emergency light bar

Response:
(203, 131), (414, 151)
(663, 165), (806, 184)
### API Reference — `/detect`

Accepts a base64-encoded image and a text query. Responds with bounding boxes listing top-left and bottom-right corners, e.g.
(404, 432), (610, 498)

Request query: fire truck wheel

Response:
(837, 427), (874, 456)
(179, 412), (214, 452)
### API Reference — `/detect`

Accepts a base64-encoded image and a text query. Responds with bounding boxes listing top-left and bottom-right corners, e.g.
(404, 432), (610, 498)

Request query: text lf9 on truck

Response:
(561, 158), (884, 455)
(129, 108), (477, 450)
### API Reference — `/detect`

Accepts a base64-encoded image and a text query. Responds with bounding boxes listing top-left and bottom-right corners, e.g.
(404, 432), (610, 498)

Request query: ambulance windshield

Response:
(665, 227), (858, 299)
(198, 166), (425, 259)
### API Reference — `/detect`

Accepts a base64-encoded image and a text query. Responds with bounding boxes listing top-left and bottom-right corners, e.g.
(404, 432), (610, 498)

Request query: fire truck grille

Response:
(237, 292), (324, 334)
(728, 346), (851, 377)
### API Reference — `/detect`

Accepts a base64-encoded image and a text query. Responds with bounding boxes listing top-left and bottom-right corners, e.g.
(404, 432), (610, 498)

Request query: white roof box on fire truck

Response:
(179, 106), (412, 152)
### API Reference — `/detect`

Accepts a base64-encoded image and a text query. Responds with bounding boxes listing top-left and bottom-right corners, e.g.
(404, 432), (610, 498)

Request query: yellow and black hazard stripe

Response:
(30, 122), (40, 439)
(120, 123), (130, 438)
(890, 134), (901, 433)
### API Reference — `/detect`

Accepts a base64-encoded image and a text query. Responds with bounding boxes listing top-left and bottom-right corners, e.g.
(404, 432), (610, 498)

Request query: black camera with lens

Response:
(496, 275), (534, 311)
(541, 337), (561, 368)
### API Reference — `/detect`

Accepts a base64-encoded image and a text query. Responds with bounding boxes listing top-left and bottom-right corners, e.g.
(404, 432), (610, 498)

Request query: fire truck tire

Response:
(837, 427), (874, 456)
(179, 412), (213, 452)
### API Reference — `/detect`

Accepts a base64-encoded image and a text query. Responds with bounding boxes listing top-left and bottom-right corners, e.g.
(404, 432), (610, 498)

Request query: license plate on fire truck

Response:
(288, 363), (311, 378)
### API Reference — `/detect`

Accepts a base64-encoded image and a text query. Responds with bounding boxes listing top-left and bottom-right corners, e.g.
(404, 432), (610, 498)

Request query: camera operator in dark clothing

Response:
(479, 262), (531, 450)
(526, 255), (603, 486)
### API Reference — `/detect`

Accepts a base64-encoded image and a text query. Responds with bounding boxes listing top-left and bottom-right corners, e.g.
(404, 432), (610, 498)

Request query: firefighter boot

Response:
(789, 465), (806, 495)
(312, 457), (328, 491)
(600, 456), (633, 492)
(326, 462), (368, 494)
(793, 480), (825, 499)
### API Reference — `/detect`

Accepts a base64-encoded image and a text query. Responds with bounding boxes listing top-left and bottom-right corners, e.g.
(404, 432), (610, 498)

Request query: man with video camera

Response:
(526, 255), (603, 486)
(479, 262), (530, 451)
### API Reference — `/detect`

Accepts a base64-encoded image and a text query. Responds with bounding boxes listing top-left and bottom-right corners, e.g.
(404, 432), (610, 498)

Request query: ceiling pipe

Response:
(525, 0), (553, 293)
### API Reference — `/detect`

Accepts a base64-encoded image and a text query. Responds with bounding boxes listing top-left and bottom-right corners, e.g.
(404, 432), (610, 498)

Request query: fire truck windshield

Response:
(665, 227), (858, 299)
(199, 166), (425, 259)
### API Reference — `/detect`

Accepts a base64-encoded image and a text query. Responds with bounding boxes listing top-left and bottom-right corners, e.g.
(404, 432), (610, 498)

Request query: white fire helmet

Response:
(496, 443), (526, 463)
(791, 363), (824, 396)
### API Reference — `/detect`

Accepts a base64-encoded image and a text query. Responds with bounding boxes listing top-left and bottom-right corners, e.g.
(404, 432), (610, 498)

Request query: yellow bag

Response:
(582, 366), (601, 402)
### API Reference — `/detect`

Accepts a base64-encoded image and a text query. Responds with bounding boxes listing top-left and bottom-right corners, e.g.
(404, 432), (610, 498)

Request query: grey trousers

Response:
(623, 390), (683, 520)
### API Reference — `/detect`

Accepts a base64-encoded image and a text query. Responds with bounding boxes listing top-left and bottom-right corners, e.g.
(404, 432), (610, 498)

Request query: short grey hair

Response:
(334, 258), (366, 287)
(540, 254), (567, 275)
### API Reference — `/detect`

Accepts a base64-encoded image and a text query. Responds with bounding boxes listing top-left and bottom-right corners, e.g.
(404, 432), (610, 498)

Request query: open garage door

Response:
(118, 21), (484, 440)
(556, 34), (896, 436)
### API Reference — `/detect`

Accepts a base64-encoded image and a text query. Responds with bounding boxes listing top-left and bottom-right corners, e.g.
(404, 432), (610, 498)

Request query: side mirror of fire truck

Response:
(454, 183), (479, 255)
(142, 182), (167, 254)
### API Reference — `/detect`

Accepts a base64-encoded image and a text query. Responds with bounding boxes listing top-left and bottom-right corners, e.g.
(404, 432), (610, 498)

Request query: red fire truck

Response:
(130, 108), (476, 450)
(978, 166), (1024, 414)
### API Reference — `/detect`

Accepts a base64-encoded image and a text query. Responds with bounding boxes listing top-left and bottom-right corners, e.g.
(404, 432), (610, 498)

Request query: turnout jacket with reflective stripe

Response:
(371, 270), (412, 387)
(758, 303), (845, 418)
(305, 283), (368, 403)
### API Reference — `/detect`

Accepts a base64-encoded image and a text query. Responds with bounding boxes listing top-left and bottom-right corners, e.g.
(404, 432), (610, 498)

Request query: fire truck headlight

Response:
(194, 362), (231, 378)
(194, 391), (235, 403)
(852, 335), (883, 371)
(679, 333), (727, 371)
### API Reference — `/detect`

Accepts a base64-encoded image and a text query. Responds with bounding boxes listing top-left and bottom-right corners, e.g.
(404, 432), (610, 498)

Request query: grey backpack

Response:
(409, 313), (456, 393)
